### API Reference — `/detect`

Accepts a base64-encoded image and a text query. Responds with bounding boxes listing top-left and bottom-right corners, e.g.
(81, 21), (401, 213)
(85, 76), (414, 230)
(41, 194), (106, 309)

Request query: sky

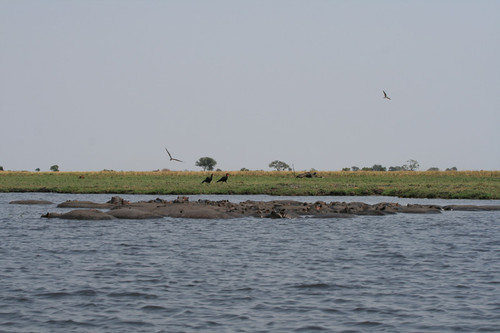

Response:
(1, 1), (499, 172)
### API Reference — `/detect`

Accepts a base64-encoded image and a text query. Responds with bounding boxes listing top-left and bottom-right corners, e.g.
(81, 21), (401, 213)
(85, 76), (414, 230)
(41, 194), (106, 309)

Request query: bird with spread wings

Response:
(164, 147), (183, 162)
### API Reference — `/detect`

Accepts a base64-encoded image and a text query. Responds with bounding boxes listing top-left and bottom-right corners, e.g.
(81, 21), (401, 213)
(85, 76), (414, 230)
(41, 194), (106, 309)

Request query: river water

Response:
(1, 193), (499, 332)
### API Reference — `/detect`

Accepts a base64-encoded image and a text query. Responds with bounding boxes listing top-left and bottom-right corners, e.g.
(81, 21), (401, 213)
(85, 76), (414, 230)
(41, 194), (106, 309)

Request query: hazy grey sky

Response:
(1, 1), (499, 172)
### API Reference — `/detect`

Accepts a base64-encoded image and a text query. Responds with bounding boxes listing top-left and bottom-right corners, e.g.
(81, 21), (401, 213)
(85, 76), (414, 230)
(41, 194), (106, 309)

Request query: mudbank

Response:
(12, 196), (498, 220)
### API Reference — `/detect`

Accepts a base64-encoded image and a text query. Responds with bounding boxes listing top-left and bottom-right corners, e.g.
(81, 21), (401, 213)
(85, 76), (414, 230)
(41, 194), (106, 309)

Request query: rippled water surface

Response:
(1, 193), (500, 332)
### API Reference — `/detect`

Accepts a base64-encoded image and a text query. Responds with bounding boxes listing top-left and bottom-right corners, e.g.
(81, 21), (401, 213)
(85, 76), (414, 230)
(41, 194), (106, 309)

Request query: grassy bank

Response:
(0, 170), (499, 199)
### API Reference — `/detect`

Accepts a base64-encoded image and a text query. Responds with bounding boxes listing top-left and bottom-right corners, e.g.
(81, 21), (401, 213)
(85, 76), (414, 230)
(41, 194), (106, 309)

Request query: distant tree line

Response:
(0, 165), (58, 171)
(343, 160), (458, 172)
(1, 158), (460, 173)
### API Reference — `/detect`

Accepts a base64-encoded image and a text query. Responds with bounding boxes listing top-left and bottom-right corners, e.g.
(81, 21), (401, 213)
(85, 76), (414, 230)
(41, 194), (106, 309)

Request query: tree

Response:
(35, 168), (40, 172)
(50, 165), (59, 172)
(446, 167), (458, 171)
(195, 157), (217, 171)
(427, 167), (439, 171)
(372, 164), (386, 171)
(269, 160), (290, 171)
(351, 166), (359, 171)
(389, 165), (407, 171)
(406, 159), (420, 171)
(0, 166), (3, 171)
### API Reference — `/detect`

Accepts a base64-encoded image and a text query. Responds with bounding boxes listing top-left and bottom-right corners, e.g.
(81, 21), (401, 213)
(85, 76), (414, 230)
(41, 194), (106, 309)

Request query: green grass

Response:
(0, 170), (499, 199)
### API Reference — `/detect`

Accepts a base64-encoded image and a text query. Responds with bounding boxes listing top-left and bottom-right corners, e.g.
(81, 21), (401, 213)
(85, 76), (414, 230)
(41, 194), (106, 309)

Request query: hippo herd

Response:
(9, 196), (500, 220)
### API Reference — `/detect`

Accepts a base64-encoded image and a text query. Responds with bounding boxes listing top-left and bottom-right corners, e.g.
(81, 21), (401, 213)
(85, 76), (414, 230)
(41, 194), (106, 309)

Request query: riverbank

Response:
(1, 170), (499, 199)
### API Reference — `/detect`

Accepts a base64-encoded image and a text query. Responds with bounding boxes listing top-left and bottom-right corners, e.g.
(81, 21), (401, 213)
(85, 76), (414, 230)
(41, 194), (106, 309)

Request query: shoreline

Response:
(1, 170), (499, 200)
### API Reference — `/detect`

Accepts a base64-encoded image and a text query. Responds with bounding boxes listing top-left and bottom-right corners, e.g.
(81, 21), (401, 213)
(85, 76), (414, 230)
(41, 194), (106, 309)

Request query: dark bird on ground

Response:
(383, 90), (391, 100)
(217, 173), (229, 183)
(164, 147), (183, 162)
(201, 174), (213, 184)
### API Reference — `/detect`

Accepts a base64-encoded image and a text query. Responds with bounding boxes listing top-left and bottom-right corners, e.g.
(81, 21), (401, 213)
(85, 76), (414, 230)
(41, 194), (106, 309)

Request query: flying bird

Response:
(217, 173), (229, 183)
(201, 174), (213, 184)
(383, 90), (391, 100)
(164, 147), (183, 162)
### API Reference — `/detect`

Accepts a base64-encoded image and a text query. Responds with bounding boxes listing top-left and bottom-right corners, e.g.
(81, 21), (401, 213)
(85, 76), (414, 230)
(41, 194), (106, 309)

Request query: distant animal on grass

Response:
(217, 173), (229, 183)
(164, 147), (183, 162)
(201, 174), (213, 184)
(296, 172), (321, 179)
